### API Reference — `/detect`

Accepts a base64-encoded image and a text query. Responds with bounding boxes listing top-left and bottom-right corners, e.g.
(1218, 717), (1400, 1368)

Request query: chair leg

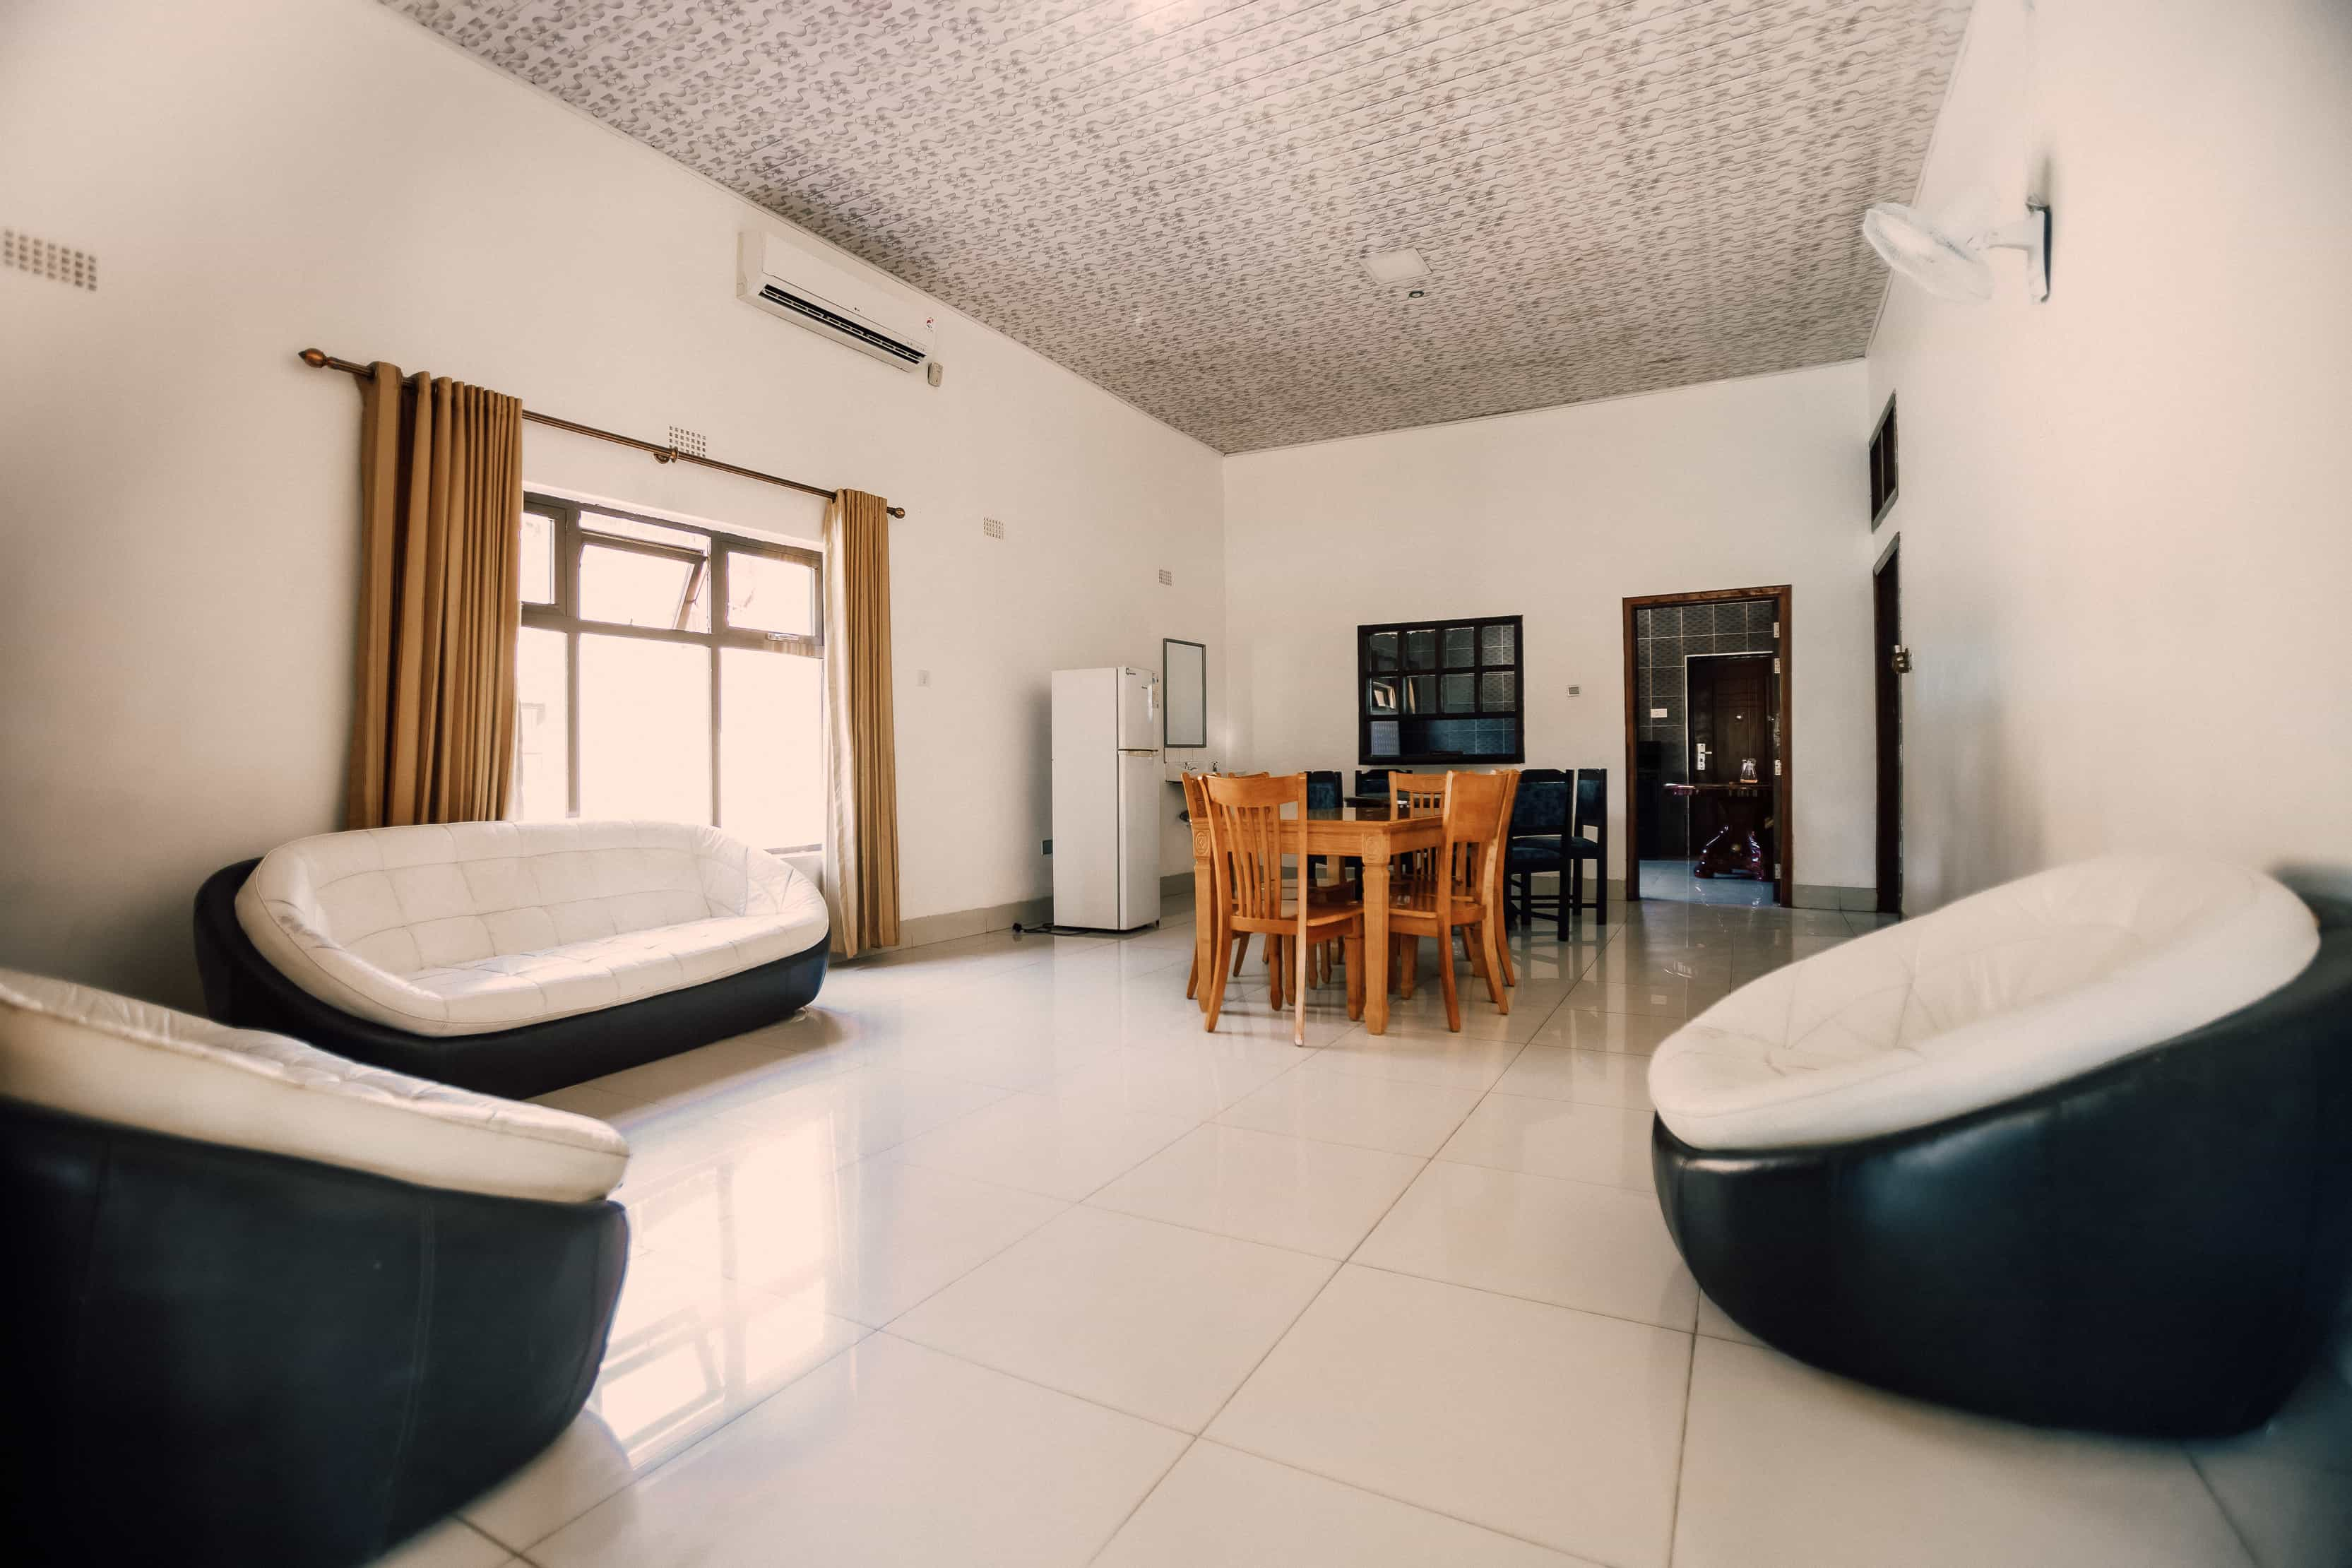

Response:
(1401, 937), (1418, 998)
(1233, 934), (1252, 977)
(1269, 935), (1285, 1011)
(1186, 948), (1199, 999)
(1343, 932), (1364, 1021)
(1292, 923), (1311, 1047)
(1595, 851), (1608, 925)
(1562, 863), (1575, 939)
(1437, 932), (1461, 1032)
(1477, 919), (1508, 1011)
(1202, 935), (1233, 1032)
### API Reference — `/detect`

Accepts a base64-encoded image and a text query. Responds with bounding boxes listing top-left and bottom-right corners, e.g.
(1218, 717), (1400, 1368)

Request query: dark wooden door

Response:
(1873, 545), (1903, 913)
(1689, 654), (1773, 784)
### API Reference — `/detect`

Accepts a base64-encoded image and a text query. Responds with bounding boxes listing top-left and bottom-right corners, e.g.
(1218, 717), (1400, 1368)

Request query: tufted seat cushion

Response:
(235, 820), (829, 1038)
(1649, 855), (2320, 1150)
(0, 969), (627, 1201)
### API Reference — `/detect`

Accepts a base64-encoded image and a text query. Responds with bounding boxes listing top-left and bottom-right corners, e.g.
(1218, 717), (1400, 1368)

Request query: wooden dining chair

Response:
(1382, 771), (1511, 1033)
(1386, 772), (1454, 997)
(1183, 771), (1212, 1004)
(1201, 773), (1365, 1045)
(1491, 768), (1521, 990)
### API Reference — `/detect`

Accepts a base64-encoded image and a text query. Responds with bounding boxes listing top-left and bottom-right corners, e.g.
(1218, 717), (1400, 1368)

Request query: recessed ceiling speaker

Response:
(1863, 201), (2050, 302)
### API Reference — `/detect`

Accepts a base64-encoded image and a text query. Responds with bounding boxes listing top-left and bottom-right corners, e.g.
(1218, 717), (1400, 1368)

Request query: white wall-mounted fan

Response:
(1863, 200), (2051, 302)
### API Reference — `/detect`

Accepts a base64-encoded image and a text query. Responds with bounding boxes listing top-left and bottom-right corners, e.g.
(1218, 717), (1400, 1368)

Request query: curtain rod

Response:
(296, 349), (904, 518)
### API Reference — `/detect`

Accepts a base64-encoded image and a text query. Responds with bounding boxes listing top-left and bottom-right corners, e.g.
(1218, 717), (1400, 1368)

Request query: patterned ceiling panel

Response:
(388, 0), (1970, 451)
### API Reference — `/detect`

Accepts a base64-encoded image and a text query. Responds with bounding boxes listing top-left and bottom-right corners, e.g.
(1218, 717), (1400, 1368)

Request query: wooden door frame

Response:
(1872, 535), (1902, 914)
(1622, 584), (1794, 907)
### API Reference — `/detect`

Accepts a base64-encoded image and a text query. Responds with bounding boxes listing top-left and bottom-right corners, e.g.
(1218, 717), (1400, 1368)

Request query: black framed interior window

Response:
(1869, 393), (1899, 528)
(516, 494), (825, 853)
(1357, 614), (1524, 765)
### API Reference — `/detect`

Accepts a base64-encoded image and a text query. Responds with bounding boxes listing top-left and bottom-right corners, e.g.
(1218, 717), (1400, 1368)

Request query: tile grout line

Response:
(1661, 1325), (1701, 1568)
(1200, 1429), (1634, 1566)
(2182, 1449), (2271, 1568)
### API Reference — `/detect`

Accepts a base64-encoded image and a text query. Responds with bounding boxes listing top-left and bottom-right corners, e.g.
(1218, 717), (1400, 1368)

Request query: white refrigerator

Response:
(1051, 666), (1163, 931)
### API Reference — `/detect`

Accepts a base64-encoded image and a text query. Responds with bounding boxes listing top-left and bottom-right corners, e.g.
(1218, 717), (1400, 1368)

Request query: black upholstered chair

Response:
(1567, 768), (1608, 923)
(1353, 768), (1392, 803)
(0, 968), (629, 1567)
(1649, 858), (2352, 1437)
(1504, 769), (1570, 937)
(1303, 770), (1358, 893)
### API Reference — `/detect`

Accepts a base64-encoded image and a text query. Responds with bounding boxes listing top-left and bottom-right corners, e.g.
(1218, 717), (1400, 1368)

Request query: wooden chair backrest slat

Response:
(1389, 772), (1450, 818)
(1203, 772), (1305, 924)
(1440, 770), (1511, 909)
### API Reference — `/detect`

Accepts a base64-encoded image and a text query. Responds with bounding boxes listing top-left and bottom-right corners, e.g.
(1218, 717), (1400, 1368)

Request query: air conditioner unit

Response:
(736, 231), (934, 371)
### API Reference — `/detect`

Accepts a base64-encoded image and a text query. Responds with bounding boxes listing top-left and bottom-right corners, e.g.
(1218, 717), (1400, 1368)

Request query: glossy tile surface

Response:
(529, 1334), (1185, 1567)
(1357, 1160), (1697, 1329)
(1088, 1121), (1423, 1259)
(1208, 1265), (1691, 1568)
(1437, 1093), (1659, 1191)
(1676, 1336), (2253, 1568)
(891, 1204), (1334, 1431)
(339, 904), (2330, 1566)
(1094, 1441), (1596, 1567)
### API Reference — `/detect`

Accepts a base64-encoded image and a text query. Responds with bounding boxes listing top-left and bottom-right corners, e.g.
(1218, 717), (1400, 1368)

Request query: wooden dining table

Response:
(1187, 800), (1444, 1035)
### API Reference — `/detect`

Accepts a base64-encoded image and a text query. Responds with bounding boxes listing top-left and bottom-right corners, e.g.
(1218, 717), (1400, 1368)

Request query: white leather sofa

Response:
(195, 820), (831, 1098)
(1645, 855), (2352, 1438)
(0, 969), (630, 1566)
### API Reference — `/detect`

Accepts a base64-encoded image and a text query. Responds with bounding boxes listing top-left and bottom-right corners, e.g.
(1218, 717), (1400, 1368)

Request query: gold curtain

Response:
(822, 488), (902, 956)
(345, 363), (523, 828)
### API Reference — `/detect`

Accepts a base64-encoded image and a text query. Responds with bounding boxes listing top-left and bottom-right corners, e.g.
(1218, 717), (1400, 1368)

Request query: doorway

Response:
(1873, 539), (1902, 913)
(1622, 586), (1793, 907)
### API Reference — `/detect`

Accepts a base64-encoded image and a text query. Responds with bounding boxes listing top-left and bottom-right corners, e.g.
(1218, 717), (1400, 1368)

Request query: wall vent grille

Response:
(1157, 569), (1174, 586)
(4, 229), (97, 290)
(667, 426), (707, 458)
(981, 516), (1005, 539)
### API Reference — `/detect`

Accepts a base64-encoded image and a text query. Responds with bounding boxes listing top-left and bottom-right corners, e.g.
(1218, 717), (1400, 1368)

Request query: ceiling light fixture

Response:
(1863, 200), (2051, 302)
(1362, 247), (1430, 285)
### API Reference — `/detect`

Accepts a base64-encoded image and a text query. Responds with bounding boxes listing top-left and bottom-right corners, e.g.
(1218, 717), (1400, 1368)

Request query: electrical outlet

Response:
(982, 516), (1005, 540)
(1567, 684), (1581, 696)
(915, 669), (931, 687)
(1043, 838), (1052, 855)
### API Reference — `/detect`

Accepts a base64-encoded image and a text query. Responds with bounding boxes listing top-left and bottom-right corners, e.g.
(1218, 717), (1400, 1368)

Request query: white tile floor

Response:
(373, 898), (2348, 1568)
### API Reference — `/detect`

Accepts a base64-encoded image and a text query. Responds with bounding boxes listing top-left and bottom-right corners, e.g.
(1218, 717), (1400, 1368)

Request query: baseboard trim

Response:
(892, 894), (1054, 952)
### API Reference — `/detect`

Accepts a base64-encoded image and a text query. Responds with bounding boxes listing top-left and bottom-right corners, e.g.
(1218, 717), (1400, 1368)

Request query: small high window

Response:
(1357, 615), (1524, 765)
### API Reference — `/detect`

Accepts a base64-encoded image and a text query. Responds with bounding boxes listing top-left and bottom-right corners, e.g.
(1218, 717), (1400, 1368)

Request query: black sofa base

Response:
(0, 1098), (627, 1568)
(195, 858), (830, 1099)
(1652, 914), (2352, 1438)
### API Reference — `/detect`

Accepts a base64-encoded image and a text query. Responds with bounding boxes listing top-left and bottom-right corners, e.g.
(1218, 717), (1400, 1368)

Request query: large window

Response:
(516, 494), (825, 853)
(1357, 615), (1524, 764)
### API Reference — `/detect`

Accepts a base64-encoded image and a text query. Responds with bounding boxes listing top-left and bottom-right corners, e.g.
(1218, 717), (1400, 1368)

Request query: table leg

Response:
(1363, 857), (1392, 1035)
(1192, 854), (1215, 1011)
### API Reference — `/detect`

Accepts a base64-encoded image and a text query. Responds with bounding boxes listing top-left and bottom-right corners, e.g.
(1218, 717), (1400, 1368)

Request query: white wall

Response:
(1867, 0), (2352, 909)
(1222, 362), (1875, 891)
(0, 0), (1224, 1006)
